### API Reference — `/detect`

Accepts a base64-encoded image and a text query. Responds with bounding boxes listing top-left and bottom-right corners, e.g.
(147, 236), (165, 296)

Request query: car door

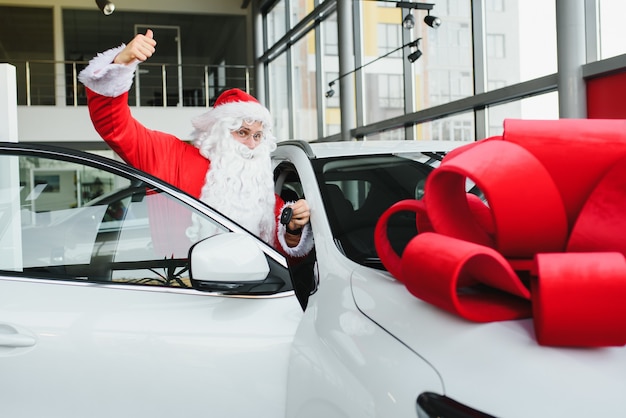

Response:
(272, 143), (446, 418)
(0, 143), (302, 418)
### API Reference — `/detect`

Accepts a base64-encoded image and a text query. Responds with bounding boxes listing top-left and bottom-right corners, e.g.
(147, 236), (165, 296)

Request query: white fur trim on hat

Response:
(191, 98), (273, 134)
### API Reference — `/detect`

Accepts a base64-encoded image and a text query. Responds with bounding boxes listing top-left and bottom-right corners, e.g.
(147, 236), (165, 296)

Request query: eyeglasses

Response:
(232, 127), (265, 143)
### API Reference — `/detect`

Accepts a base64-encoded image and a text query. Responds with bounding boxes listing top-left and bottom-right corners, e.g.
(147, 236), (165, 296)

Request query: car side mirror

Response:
(189, 233), (271, 293)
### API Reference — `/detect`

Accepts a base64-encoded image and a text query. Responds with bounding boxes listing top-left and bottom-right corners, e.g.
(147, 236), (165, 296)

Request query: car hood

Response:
(351, 267), (626, 418)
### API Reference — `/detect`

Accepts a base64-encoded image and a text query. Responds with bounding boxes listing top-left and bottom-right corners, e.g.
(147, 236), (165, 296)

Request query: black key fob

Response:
(280, 207), (293, 225)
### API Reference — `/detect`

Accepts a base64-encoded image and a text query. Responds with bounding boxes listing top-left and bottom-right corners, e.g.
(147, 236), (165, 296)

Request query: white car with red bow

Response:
(1, 131), (625, 417)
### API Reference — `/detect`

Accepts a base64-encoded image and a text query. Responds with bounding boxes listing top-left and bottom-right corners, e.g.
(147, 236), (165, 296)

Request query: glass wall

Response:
(484, 0), (557, 90)
(425, 0), (474, 141)
(258, 0), (572, 143)
(598, 0), (626, 59)
(487, 91), (559, 136)
(424, 0), (473, 103)
(421, 111), (475, 142)
(321, 12), (340, 136)
(268, 53), (290, 141)
(292, 30), (319, 140)
(291, 0), (316, 28)
(7, 0), (621, 145)
(266, 0), (287, 46)
(264, 0), (320, 140)
(362, 4), (405, 126)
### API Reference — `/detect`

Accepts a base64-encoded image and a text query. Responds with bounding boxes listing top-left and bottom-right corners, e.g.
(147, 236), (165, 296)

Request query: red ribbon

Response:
(375, 119), (626, 347)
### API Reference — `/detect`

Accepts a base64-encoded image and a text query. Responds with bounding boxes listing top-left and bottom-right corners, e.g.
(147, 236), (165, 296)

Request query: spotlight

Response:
(424, 14), (441, 28)
(326, 81), (335, 98)
(396, 2), (441, 29)
(402, 12), (415, 30)
(408, 49), (422, 63)
(96, 0), (115, 15)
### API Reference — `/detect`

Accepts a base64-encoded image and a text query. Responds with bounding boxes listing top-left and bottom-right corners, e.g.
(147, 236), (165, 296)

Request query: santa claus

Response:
(78, 29), (313, 259)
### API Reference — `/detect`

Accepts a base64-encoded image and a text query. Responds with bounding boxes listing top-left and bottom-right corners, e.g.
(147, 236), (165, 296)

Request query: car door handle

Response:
(0, 333), (37, 348)
(0, 324), (37, 348)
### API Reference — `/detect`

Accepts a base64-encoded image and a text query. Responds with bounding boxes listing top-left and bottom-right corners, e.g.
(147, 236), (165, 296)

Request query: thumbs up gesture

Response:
(114, 29), (157, 65)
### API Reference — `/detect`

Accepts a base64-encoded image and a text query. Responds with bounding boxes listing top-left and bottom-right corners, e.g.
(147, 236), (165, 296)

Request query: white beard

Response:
(186, 134), (276, 245)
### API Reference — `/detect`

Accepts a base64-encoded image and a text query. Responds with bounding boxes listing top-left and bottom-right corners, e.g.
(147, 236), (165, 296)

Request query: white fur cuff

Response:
(277, 222), (314, 258)
(78, 45), (139, 97)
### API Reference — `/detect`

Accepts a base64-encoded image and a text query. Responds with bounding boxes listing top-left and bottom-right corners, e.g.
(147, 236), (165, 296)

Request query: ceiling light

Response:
(95, 0), (115, 15)
(408, 49), (422, 63)
(407, 37), (422, 62)
(326, 81), (336, 98)
(424, 14), (441, 28)
(402, 12), (415, 30)
(396, 2), (441, 29)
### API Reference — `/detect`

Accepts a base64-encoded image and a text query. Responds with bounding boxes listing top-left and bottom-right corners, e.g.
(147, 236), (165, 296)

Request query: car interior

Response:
(273, 155), (433, 271)
(315, 155), (435, 269)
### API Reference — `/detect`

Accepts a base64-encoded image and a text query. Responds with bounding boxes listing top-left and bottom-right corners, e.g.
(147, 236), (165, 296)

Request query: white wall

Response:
(18, 106), (206, 143)
(0, 64), (18, 142)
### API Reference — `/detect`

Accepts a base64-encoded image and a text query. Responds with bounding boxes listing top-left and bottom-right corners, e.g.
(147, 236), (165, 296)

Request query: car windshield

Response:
(313, 151), (447, 269)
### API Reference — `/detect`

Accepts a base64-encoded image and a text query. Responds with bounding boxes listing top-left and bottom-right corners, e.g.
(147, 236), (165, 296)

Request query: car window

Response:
(0, 152), (227, 288)
(314, 154), (435, 268)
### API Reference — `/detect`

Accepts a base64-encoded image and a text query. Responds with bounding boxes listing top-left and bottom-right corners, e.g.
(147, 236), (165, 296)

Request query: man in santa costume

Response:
(78, 29), (313, 260)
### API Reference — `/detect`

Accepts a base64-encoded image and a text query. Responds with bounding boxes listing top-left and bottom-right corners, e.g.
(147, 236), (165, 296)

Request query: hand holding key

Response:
(281, 199), (310, 236)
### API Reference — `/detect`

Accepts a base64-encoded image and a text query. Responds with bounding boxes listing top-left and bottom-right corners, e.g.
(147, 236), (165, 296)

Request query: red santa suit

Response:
(79, 45), (313, 259)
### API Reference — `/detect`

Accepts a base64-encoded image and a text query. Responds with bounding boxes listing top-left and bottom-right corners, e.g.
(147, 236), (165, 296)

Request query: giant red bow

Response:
(375, 119), (626, 347)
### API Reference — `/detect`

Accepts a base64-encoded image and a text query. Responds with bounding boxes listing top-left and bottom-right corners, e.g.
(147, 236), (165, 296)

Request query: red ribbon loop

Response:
(533, 252), (626, 347)
(402, 233), (531, 322)
(375, 199), (429, 281)
(567, 154), (626, 255)
(425, 139), (568, 258)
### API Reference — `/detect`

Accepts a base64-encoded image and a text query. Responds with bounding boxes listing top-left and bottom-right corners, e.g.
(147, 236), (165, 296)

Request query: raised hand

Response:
(114, 29), (157, 65)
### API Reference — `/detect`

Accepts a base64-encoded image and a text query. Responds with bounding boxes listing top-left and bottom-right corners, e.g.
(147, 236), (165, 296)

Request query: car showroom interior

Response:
(1, 1), (626, 417)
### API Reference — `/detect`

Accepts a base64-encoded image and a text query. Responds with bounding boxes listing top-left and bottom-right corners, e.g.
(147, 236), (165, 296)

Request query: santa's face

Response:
(231, 121), (265, 150)
(190, 119), (277, 245)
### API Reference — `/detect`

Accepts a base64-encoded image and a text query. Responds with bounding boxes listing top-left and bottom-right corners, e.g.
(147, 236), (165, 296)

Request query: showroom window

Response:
(378, 74), (403, 109)
(486, 34), (506, 59)
(597, 0), (626, 59)
(378, 23), (403, 57)
(292, 29), (319, 141)
(429, 111), (475, 142)
(487, 91), (559, 136)
(266, 0), (287, 48)
(268, 53), (290, 141)
(484, 0), (557, 89)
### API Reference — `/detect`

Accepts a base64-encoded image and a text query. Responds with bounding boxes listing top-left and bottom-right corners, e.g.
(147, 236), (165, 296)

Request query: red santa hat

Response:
(191, 88), (273, 134)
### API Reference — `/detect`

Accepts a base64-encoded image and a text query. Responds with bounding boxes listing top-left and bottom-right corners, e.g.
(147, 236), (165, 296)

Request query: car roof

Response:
(275, 139), (473, 159)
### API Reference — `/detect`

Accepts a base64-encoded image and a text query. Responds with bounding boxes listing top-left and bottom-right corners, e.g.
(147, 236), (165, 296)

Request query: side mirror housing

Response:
(189, 233), (270, 293)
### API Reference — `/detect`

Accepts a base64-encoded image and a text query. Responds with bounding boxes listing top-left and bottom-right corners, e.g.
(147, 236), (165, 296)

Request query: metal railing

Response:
(9, 59), (254, 107)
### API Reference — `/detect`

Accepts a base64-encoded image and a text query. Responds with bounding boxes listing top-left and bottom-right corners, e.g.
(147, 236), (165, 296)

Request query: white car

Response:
(1, 140), (625, 418)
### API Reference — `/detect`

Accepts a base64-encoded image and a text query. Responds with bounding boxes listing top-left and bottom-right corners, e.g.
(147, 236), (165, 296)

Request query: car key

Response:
(280, 207), (293, 225)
